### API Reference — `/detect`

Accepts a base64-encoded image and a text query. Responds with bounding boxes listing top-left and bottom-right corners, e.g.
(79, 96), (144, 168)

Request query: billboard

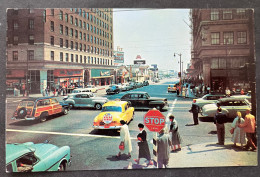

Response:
(113, 51), (124, 63)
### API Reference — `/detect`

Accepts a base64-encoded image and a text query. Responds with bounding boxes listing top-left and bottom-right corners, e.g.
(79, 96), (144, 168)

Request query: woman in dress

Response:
(231, 111), (246, 147)
(169, 115), (182, 151)
(134, 123), (153, 166)
(117, 120), (132, 159)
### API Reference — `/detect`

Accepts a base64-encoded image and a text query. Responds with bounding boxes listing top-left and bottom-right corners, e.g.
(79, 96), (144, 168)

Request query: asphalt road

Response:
(6, 78), (234, 170)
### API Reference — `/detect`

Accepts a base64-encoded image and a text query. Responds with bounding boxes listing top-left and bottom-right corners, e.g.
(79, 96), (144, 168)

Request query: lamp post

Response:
(174, 53), (182, 86)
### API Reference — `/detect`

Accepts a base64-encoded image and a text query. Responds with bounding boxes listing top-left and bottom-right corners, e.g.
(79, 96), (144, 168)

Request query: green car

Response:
(6, 141), (71, 172)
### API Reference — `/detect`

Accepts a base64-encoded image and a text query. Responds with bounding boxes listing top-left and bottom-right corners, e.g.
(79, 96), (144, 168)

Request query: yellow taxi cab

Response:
(167, 84), (177, 92)
(93, 100), (134, 129)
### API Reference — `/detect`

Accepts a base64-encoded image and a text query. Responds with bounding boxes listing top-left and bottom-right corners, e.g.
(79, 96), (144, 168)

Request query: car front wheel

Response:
(58, 163), (66, 171)
(156, 105), (162, 111)
(95, 103), (102, 110)
(40, 113), (48, 123)
(63, 107), (69, 115)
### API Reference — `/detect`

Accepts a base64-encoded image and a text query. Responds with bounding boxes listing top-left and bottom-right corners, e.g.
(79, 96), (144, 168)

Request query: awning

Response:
(92, 76), (113, 79)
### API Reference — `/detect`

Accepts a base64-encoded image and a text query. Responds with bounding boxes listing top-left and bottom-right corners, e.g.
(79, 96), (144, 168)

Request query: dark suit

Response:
(214, 112), (227, 145)
(190, 104), (199, 125)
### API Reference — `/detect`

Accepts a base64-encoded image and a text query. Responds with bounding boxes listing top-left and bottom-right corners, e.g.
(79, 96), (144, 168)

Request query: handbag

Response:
(119, 142), (125, 150)
(229, 128), (234, 134)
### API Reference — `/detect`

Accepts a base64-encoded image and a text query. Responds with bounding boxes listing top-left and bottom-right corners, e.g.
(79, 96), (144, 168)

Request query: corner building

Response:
(7, 8), (115, 94)
(191, 9), (254, 92)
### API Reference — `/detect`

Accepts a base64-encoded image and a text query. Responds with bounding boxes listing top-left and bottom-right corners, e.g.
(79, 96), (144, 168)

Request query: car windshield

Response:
(19, 101), (34, 107)
(87, 86), (92, 88)
(72, 90), (81, 93)
(102, 106), (122, 112)
(202, 95), (208, 100)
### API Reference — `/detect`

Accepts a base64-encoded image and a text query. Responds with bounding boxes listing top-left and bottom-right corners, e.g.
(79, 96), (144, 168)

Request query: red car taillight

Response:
(193, 99), (196, 103)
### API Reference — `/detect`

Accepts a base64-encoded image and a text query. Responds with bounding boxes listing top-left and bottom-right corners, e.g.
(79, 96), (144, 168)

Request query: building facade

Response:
(191, 9), (255, 92)
(7, 8), (115, 94)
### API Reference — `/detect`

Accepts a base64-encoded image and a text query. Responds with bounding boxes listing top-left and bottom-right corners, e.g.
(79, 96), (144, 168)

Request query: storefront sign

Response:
(6, 70), (25, 78)
(91, 69), (111, 77)
(54, 69), (83, 77)
(114, 51), (124, 63)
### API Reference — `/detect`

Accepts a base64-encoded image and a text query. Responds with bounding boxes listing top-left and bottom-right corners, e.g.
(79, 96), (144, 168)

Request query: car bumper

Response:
(93, 125), (122, 129)
(11, 116), (37, 121)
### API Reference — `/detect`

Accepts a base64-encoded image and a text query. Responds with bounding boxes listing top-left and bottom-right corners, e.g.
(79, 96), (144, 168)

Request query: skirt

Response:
(171, 131), (182, 145)
(138, 141), (151, 160)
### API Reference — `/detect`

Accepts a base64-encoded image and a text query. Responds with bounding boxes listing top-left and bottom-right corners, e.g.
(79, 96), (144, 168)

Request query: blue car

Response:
(6, 141), (71, 172)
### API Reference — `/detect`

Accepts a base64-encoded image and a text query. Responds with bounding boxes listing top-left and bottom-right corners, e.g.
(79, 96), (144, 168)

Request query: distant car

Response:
(136, 82), (143, 88)
(192, 93), (226, 111)
(63, 92), (108, 110)
(72, 88), (92, 94)
(120, 91), (168, 111)
(12, 97), (69, 122)
(143, 80), (149, 86)
(121, 83), (131, 91)
(6, 141), (71, 172)
(201, 97), (251, 119)
(168, 84), (177, 92)
(93, 101), (134, 130)
(106, 85), (121, 94)
(129, 82), (137, 89)
(86, 85), (98, 93)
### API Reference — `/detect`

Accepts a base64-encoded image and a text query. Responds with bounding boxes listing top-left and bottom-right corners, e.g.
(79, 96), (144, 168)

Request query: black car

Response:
(120, 92), (168, 111)
(143, 80), (149, 86)
(106, 85), (121, 94)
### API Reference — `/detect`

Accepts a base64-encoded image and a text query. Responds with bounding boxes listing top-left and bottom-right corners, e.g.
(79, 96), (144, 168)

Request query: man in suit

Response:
(214, 108), (227, 145)
(190, 104), (199, 125)
(157, 128), (172, 168)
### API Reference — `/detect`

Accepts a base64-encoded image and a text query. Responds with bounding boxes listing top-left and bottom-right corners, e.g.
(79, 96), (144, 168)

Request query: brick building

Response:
(7, 8), (115, 94)
(191, 9), (255, 93)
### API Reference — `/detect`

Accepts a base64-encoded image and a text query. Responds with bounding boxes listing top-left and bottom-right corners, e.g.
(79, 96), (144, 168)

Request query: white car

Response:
(86, 85), (98, 93)
(72, 88), (92, 94)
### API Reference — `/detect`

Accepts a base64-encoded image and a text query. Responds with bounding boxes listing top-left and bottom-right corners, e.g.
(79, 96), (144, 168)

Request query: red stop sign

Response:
(144, 109), (165, 132)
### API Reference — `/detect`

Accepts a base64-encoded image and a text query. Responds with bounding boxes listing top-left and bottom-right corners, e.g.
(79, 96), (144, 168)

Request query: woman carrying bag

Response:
(231, 111), (247, 148)
(169, 115), (182, 151)
(117, 120), (132, 159)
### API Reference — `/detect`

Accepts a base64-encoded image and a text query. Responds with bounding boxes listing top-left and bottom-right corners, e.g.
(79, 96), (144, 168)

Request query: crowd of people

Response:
(117, 114), (183, 168)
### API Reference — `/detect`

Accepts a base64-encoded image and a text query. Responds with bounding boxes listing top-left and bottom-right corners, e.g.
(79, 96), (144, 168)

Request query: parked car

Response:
(72, 88), (92, 94)
(121, 83), (132, 91)
(6, 141), (71, 172)
(120, 91), (168, 111)
(192, 93), (226, 111)
(129, 82), (137, 89)
(201, 97), (251, 119)
(143, 80), (149, 86)
(85, 85), (98, 93)
(63, 92), (108, 110)
(167, 84), (177, 92)
(230, 92), (251, 103)
(93, 100), (134, 130)
(106, 85), (121, 94)
(12, 97), (70, 122)
(136, 82), (143, 88)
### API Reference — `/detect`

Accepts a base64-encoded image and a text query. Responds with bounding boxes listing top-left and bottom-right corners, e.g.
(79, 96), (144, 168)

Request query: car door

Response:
(222, 101), (235, 118)
(80, 94), (91, 107)
(73, 94), (82, 106)
(129, 94), (139, 107)
(137, 93), (149, 108)
(233, 100), (249, 118)
(51, 98), (62, 114)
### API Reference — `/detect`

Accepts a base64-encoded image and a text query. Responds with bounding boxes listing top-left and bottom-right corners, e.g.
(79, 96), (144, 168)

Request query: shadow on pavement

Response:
(208, 130), (217, 134)
(106, 154), (130, 162)
(89, 129), (120, 136)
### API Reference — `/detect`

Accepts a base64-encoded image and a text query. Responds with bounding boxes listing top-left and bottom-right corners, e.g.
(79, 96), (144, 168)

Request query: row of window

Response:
(211, 31), (247, 45)
(50, 36), (113, 57)
(210, 57), (246, 69)
(56, 9), (112, 30)
(12, 50), (113, 66)
(52, 51), (113, 65)
(50, 22), (112, 41)
(210, 9), (247, 21)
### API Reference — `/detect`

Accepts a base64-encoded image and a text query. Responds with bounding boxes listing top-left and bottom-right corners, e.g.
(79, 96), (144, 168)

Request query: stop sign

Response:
(144, 109), (165, 132)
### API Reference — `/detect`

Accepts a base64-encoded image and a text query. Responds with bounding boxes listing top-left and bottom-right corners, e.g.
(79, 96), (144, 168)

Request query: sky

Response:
(113, 8), (192, 72)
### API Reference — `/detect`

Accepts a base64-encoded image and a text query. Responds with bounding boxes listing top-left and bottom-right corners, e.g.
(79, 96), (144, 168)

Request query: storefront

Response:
(6, 69), (26, 94)
(91, 69), (113, 86)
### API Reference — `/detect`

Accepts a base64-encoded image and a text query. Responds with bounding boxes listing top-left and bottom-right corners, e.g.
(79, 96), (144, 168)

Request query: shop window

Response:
(13, 51), (18, 61)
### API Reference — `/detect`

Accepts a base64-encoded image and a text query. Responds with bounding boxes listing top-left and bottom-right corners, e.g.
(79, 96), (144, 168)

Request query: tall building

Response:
(191, 9), (255, 92)
(6, 8), (114, 94)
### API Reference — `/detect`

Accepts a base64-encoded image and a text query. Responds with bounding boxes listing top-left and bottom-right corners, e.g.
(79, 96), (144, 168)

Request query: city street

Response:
(6, 78), (254, 170)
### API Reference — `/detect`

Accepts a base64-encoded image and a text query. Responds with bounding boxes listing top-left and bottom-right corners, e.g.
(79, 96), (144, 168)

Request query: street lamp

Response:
(174, 53), (182, 86)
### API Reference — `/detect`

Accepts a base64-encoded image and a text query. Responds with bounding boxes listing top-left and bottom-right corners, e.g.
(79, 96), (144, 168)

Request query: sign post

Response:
(144, 108), (165, 167)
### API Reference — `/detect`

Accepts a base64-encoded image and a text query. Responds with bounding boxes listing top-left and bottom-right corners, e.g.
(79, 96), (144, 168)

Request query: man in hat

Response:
(157, 128), (172, 168)
(238, 108), (257, 151)
(214, 108), (227, 145)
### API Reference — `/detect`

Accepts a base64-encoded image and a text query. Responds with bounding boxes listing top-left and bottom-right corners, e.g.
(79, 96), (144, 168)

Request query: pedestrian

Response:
(176, 86), (180, 96)
(225, 87), (231, 97)
(169, 115), (182, 151)
(157, 128), (172, 168)
(117, 120), (132, 159)
(45, 86), (49, 96)
(182, 86), (186, 97)
(189, 104), (199, 125)
(207, 85), (210, 94)
(241, 89), (245, 95)
(22, 84), (26, 97)
(238, 108), (257, 151)
(62, 85), (66, 96)
(213, 108), (227, 145)
(231, 111), (246, 148)
(231, 88), (236, 95)
(134, 123), (153, 166)
(53, 88), (56, 97)
(185, 86), (189, 98)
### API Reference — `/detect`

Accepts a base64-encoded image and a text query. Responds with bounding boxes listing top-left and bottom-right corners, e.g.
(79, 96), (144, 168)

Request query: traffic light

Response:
(178, 72), (181, 77)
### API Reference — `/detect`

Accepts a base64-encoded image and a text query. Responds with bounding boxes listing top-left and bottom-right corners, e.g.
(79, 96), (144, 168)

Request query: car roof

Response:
(70, 92), (93, 95)
(6, 143), (34, 164)
(74, 88), (91, 90)
(103, 101), (127, 107)
(218, 97), (247, 102)
(125, 91), (148, 94)
(21, 97), (55, 102)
